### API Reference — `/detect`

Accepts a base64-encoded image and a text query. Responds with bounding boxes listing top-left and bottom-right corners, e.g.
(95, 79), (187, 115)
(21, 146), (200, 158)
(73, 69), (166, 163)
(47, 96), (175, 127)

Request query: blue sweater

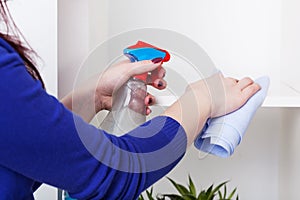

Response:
(0, 38), (187, 200)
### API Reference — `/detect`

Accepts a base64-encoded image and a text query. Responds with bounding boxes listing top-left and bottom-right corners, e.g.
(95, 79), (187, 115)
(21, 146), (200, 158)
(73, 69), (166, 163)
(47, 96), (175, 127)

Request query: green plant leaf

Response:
(207, 181), (228, 200)
(218, 190), (222, 199)
(205, 184), (214, 200)
(223, 184), (227, 199)
(138, 194), (145, 200)
(182, 194), (197, 200)
(197, 190), (208, 200)
(188, 175), (197, 197)
(167, 177), (190, 195)
(227, 187), (237, 199)
(206, 184), (213, 195)
(213, 181), (228, 194)
(146, 187), (155, 200)
(207, 193), (215, 200)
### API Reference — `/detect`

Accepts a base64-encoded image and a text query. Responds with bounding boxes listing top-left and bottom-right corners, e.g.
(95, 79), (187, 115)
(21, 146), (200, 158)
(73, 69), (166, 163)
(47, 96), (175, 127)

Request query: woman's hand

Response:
(61, 59), (166, 122)
(95, 59), (166, 114)
(188, 73), (261, 118)
(163, 72), (261, 146)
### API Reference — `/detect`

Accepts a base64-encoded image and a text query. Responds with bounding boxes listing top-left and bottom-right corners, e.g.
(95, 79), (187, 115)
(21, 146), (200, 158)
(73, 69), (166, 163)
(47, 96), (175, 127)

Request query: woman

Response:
(0, 1), (260, 199)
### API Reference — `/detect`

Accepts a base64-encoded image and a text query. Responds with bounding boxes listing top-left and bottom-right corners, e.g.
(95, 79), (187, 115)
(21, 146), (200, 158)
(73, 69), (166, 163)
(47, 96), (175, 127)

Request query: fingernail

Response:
(152, 57), (163, 64)
(158, 81), (163, 87)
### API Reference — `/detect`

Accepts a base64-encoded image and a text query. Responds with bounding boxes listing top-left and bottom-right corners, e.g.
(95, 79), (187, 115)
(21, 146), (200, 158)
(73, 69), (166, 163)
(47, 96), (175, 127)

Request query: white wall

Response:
(58, 0), (109, 99)
(57, 1), (300, 200)
(8, 0), (57, 96)
(58, 0), (89, 99)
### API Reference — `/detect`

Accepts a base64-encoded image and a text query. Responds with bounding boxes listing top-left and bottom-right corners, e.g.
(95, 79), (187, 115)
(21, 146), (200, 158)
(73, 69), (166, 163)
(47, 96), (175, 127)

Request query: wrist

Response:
(162, 88), (210, 146)
(61, 85), (98, 122)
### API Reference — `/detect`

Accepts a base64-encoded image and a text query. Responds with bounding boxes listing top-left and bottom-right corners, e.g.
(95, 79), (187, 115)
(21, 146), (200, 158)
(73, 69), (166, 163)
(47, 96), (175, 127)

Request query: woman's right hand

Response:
(188, 72), (261, 118)
(162, 72), (261, 146)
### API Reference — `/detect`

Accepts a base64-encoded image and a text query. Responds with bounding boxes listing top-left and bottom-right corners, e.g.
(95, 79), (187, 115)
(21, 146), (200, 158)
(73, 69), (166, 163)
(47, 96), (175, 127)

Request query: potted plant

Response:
(139, 175), (238, 200)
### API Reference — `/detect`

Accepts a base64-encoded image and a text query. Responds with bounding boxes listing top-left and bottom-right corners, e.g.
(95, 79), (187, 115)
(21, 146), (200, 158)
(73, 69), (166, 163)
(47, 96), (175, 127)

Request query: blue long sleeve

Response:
(0, 38), (187, 199)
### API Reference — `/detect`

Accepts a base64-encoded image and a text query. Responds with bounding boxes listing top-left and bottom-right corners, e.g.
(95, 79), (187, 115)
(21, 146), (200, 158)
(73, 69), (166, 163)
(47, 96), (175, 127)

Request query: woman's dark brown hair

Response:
(0, 0), (45, 88)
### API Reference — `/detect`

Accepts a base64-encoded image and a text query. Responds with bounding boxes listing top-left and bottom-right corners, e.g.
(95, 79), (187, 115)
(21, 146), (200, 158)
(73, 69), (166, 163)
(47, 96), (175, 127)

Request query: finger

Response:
(146, 67), (166, 84)
(158, 67), (166, 78)
(151, 79), (167, 90)
(237, 77), (254, 90)
(152, 67), (166, 79)
(146, 107), (152, 115)
(145, 94), (155, 106)
(127, 60), (161, 77)
(226, 77), (239, 85)
(241, 83), (261, 101)
(117, 59), (131, 65)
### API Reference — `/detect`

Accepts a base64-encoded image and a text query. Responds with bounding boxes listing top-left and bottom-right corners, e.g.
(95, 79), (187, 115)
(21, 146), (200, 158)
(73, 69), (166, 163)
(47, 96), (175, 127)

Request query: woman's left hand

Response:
(61, 59), (167, 122)
(95, 59), (166, 115)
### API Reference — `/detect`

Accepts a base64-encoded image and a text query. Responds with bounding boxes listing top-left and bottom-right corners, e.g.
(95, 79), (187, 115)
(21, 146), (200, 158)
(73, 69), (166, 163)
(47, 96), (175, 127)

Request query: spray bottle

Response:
(99, 41), (170, 135)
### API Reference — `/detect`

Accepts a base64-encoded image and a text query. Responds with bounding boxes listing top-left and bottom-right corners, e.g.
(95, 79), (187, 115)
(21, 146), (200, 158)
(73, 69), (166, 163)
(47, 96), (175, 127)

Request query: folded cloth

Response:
(194, 76), (270, 158)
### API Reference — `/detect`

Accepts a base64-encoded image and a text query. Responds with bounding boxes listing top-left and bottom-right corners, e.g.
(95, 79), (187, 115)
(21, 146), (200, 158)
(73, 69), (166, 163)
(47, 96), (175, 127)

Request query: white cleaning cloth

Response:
(194, 76), (270, 158)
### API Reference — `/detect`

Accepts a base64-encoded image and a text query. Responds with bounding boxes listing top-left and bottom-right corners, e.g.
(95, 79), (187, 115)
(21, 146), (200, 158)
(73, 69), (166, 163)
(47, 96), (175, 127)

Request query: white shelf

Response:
(263, 97), (300, 107)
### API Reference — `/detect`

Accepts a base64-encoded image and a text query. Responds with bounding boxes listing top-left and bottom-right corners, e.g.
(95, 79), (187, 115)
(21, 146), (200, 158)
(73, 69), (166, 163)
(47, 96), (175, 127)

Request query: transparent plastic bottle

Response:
(100, 77), (147, 135)
(99, 41), (170, 135)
